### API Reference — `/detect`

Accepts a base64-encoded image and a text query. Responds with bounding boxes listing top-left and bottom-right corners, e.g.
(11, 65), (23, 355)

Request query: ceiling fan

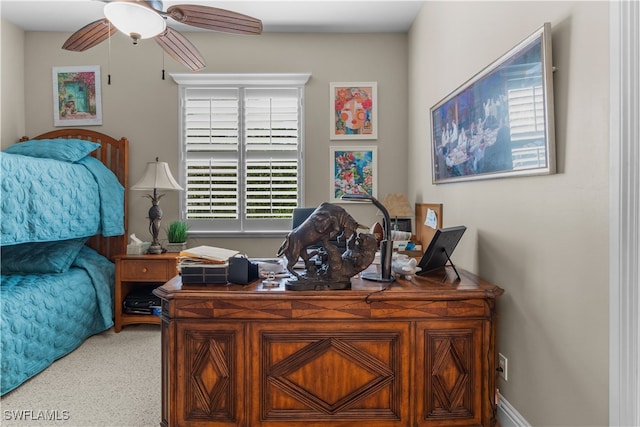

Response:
(62, 0), (263, 71)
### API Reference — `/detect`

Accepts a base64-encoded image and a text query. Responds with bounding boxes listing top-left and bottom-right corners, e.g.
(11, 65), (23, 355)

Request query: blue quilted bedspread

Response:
(0, 246), (115, 395)
(0, 153), (124, 246)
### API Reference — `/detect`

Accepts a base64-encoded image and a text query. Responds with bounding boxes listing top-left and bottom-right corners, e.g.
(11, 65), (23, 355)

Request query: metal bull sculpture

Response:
(277, 202), (376, 289)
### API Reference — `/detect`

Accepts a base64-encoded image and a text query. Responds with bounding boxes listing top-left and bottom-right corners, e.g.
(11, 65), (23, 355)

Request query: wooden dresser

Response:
(154, 267), (504, 427)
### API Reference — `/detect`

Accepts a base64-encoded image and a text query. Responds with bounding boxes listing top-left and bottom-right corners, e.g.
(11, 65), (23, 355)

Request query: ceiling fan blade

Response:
(62, 18), (116, 52)
(166, 5), (263, 35)
(155, 27), (206, 72)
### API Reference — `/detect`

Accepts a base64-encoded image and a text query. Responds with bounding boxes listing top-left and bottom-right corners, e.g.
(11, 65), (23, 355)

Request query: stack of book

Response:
(178, 245), (239, 284)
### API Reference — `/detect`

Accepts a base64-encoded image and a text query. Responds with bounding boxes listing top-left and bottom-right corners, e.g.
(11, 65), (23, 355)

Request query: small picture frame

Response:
(330, 82), (378, 140)
(330, 146), (377, 202)
(52, 65), (102, 126)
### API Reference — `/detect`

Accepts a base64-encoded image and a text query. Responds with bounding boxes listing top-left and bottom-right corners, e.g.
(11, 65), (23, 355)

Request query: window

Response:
(173, 73), (311, 236)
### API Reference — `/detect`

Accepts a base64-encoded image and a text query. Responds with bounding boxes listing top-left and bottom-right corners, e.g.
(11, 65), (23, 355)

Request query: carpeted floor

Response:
(0, 325), (160, 427)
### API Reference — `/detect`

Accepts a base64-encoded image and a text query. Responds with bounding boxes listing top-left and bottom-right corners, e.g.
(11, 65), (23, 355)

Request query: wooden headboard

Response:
(21, 129), (129, 261)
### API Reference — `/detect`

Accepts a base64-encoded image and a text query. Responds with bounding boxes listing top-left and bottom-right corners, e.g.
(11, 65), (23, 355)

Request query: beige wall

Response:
(0, 18), (26, 144)
(408, 2), (609, 425)
(13, 30), (408, 256)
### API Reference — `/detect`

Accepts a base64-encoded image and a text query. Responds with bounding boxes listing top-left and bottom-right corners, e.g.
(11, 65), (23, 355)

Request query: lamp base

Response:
(148, 243), (163, 255)
(361, 272), (395, 283)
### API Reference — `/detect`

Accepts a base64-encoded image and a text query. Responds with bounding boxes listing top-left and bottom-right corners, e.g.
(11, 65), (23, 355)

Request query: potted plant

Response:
(166, 220), (188, 253)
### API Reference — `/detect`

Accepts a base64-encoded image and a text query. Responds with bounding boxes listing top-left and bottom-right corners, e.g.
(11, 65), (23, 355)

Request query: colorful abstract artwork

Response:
(52, 65), (102, 126)
(330, 82), (377, 140)
(330, 146), (377, 201)
(430, 24), (555, 183)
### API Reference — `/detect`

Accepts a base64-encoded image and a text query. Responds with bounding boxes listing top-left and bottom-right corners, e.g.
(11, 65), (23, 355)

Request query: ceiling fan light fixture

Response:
(104, 2), (166, 40)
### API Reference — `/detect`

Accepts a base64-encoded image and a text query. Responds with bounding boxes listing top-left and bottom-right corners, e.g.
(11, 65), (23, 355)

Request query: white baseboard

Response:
(497, 391), (531, 427)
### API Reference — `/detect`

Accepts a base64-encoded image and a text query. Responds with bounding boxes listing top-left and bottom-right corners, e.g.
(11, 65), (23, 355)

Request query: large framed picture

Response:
(431, 23), (556, 184)
(52, 65), (102, 126)
(330, 82), (377, 139)
(330, 146), (377, 202)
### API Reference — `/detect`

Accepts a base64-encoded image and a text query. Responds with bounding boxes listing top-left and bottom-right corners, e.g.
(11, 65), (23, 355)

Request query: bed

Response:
(0, 129), (129, 395)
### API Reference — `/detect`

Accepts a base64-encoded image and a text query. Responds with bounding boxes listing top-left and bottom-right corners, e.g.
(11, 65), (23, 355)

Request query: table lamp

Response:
(380, 193), (412, 231)
(341, 194), (395, 282)
(131, 157), (183, 254)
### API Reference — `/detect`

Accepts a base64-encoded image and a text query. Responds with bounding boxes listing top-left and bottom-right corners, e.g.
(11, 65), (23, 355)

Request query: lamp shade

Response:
(104, 2), (166, 40)
(380, 193), (412, 217)
(131, 160), (183, 191)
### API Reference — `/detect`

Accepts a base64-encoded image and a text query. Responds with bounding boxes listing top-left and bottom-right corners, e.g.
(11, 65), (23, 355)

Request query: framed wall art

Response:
(431, 23), (556, 184)
(330, 82), (377, 139)
(330, 146), (377, 202)
(52, 65), (102, 126)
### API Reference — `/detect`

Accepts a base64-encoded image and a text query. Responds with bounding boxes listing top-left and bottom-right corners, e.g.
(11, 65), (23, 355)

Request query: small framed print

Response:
(330, 146), (377, 202)
(53, 65), (102, 126)
(330, 82), (377, 140)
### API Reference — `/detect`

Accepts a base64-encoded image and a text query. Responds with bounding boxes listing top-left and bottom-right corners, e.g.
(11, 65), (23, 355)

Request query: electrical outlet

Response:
(498, 353), (508, 381)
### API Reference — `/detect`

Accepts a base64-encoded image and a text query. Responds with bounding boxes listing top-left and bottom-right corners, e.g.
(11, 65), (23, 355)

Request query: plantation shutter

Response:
(177, 73), (309, 235)
(184, 88), (240, 222)
(244, 88), (300, 220)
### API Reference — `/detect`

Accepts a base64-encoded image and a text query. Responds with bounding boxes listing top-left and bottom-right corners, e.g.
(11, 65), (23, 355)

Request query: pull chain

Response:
(107, 21), (112, 85)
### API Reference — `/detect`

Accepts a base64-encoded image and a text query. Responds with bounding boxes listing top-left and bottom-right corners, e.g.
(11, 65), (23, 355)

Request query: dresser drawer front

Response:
(120, 259), (172, 281)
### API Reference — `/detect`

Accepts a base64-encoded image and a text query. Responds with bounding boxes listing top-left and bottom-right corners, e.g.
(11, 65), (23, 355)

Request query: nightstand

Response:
(114, 253), (178, 332)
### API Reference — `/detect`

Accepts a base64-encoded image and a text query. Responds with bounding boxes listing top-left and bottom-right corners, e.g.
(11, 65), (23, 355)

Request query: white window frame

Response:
(171, 73), (311, 237)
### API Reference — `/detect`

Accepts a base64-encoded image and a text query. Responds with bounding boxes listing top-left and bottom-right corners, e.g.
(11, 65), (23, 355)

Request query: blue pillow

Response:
(1, 238), (88, 274)
(3, 139), (100, 162)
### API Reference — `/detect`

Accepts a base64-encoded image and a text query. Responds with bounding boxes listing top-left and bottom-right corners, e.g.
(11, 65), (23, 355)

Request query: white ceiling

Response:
(0, 0), (425, 33)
